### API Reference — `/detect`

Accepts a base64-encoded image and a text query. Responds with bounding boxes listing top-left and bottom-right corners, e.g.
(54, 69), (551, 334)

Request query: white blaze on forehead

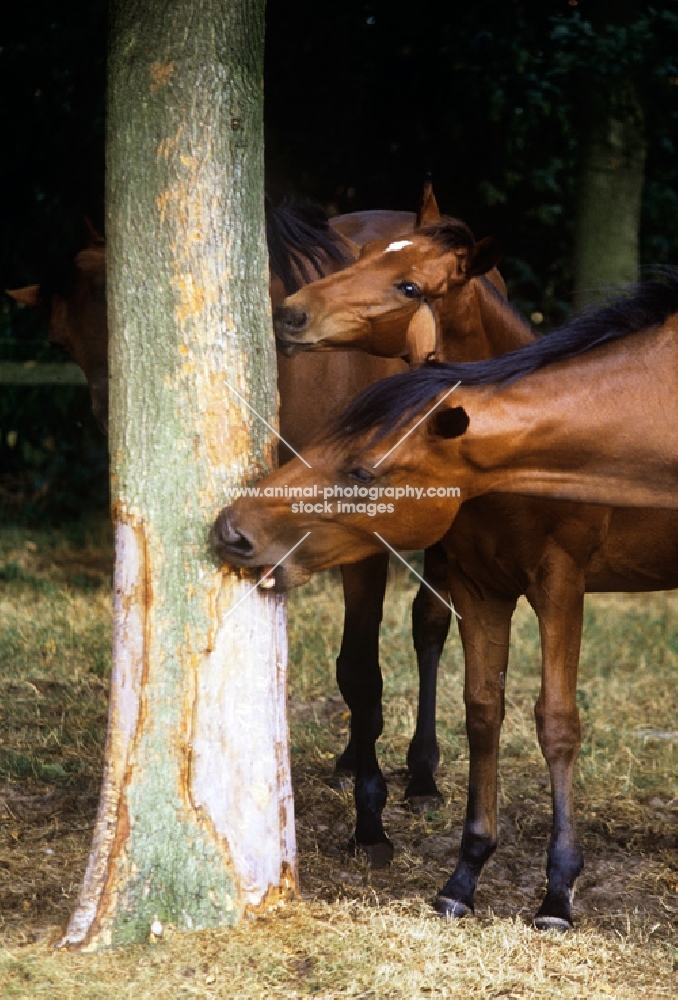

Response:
(384, 240), (414, 253)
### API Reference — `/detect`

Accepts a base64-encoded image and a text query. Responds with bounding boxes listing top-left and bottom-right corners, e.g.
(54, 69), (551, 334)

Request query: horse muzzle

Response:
(210, 511), (312, 592)
(210, 511), (256, 565)
(273, 304), (314, 355)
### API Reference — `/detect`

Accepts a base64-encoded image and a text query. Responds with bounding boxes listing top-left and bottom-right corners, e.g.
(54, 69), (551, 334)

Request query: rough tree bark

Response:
(59, 0), (296, 950)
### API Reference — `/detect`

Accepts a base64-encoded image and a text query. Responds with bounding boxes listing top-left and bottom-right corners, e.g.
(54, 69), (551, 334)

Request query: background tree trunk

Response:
(573, 80), (646, 308)
(59, 0), (296, 950)
(572, 1), (647, 308)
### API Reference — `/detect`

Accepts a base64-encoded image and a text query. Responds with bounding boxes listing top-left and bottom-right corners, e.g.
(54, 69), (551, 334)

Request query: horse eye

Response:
(349, 467), (374, 484)
(396, 281), (422, 299)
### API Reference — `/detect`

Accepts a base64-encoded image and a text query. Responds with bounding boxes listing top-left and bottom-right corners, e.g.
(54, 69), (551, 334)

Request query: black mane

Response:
(265, 197), (351, 295)
(329, 269), (678, 444)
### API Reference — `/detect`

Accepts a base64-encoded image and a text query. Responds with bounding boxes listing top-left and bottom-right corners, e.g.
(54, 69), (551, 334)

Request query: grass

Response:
(0, 517), (676, 997)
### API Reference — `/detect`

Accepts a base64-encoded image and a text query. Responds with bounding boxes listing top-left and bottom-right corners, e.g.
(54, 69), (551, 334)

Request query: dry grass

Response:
(0, 899), (675, 999)
(0, 519), (676, 997)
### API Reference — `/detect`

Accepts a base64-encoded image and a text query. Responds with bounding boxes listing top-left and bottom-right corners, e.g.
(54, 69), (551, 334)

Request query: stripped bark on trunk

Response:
(59, 0), (297, 950)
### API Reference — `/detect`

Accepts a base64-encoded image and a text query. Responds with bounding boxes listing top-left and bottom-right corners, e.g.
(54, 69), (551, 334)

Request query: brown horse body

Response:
(216, 240), (678, 928)
(7, 198), (456, 871)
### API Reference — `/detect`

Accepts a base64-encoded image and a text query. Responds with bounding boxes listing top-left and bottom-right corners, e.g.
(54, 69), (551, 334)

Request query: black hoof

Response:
(434, 895), (473, 920)
(404, 769), (442, 804)
(405, 791), (444, 815)
(348, 837), (394, 869)
(533, 914), (573, 933)
(534, 885), (575, 931)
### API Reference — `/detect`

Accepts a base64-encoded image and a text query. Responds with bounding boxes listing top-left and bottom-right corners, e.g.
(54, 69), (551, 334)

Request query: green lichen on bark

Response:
(109, 796), (239, 946)
(108, 0), (273, 491)
(99, 0), (284, 946)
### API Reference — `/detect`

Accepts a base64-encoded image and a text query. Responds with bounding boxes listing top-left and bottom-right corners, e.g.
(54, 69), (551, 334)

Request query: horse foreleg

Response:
(435, 585), (515, 919)
(406, 543), (451, 811)
(526, 550), (585, 931)
(336, 553), (393, 867)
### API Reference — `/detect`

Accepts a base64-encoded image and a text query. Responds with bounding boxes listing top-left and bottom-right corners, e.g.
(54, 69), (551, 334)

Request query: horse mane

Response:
(265, 197), (351, 295)
(328, 268), (678, 445)
(417, 217), (476, 251)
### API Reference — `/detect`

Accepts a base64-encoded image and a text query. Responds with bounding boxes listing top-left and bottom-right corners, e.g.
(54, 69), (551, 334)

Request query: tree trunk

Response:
(59, 0), (296, 950)
(573, 80), (646, 308)
(573, 3), (647, 308)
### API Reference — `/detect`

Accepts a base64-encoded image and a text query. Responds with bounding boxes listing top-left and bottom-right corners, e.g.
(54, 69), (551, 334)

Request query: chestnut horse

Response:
(7, 193), (453, 869)
(212, 270), (678, 927)
(271, 221), (678, 928)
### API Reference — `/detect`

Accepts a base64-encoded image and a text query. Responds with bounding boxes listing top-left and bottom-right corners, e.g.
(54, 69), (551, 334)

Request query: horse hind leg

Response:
(335, 553), (393, 868)
(527, 554), (586, 931)
(435, 587), (515, 920)
(406, 543), (451, 811)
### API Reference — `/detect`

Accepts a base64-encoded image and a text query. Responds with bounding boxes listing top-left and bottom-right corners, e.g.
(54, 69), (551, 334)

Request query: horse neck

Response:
(456, 325), (677, 508)
(437, 276), (536, 361)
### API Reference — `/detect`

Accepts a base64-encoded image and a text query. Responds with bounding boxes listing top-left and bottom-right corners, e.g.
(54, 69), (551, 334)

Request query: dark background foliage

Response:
(1, 0), (677, 520)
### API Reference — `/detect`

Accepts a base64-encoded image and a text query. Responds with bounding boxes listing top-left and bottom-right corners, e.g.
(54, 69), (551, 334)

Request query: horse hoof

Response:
(434, 895), (473, 920)
(533, 914), (572, 933)
(405, 792), (444, 815)
(349, 838), (394, 869)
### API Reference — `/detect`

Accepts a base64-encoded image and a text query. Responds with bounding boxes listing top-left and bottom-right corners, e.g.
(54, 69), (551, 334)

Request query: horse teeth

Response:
(259, 572), (276, 589)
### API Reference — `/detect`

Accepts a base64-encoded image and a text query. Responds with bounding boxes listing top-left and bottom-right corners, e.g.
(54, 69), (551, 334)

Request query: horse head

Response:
(273, 218), (503, 362)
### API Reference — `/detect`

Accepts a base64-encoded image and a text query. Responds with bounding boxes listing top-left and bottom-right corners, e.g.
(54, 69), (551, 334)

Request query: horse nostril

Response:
(211, 515), (255, 559)
(273, 305), (309, 337)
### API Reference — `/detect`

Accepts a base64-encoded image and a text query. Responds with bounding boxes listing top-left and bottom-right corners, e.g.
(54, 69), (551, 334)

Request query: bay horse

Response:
(270, 221), (678, 928)
(6, 191), (451, 869)
(212, 270), (678, 927)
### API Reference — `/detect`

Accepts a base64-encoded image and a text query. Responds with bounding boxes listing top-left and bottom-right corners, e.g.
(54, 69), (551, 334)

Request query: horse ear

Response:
(6, 284), (41, 307)
(406, 301), (438, 364)
(467, 236), (503, 277)
(340, 234), (362, 260)
(486, 267), (507, 299)
(417, 177), (441, 227)
(429, 405), (470, 440)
